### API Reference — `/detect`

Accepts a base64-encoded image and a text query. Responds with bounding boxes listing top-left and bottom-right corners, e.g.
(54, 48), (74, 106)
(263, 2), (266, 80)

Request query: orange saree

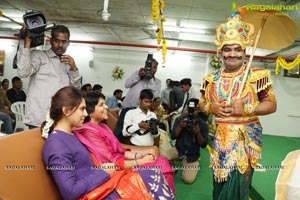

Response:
(78, 153), (153, 200)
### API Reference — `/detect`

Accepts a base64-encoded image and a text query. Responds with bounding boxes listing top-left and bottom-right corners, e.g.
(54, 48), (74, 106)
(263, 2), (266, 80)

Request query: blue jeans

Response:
(0, 112), (13, 134)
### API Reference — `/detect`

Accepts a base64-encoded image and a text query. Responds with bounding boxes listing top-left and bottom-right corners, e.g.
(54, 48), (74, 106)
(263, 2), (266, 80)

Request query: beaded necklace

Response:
(216, 63), (247, 102)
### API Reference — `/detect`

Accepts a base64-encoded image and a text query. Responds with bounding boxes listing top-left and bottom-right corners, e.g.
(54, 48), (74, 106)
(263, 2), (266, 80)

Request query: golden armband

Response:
(243, 103), (257, 117)
(202, 102), (211, 115)
(199, 98), (211, 115)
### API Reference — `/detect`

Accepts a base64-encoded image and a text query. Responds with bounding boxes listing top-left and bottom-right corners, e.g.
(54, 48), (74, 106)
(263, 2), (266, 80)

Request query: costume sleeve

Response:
(257, 85), (277, 102)
(43, 139), (110, 200)
(124, 70), (140, 88)
(249, 68), (277, 103)
(16, 46), (40, 78)
(199, 79), (212, 115)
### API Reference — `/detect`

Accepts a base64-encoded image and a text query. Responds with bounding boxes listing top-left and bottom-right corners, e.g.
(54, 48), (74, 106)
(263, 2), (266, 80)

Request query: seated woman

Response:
(42, 86), (174, 200)
(73, 92), (175, 193)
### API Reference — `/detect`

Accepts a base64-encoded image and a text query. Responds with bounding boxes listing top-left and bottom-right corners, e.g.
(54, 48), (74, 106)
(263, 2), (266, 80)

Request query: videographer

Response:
(122, 89), (160, 147)
(161, 98), (209, 184)
(114, 54), (161, 142)
(16, 24), (81, 128)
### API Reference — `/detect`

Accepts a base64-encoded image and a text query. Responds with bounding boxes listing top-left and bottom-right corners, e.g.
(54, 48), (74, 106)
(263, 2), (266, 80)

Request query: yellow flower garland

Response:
(162, 39), (167, 64)
(151, 0), (159, 20)
(276, 54), (300, 75)
(152, 0), (167, 64)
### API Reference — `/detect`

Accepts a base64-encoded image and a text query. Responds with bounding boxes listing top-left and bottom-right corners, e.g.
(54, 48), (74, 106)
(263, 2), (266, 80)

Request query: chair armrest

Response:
(121, 144), (159, 156)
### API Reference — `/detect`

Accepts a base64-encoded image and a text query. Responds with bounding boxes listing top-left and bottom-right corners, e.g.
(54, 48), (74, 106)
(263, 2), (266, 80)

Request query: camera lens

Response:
(26, 16), (44, 28)
(149, 118), (159, 135)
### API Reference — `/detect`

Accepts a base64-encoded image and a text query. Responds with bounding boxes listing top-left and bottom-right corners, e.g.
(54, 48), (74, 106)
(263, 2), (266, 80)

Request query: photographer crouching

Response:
(161, 98), (209, 184)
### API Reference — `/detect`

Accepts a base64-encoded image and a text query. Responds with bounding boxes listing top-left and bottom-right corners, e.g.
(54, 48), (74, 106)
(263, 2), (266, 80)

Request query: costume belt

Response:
(215, 116), (258, 125)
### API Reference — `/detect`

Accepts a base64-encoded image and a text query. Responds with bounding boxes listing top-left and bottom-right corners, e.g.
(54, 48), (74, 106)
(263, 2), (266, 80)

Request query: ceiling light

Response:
(102, 11), (111, 21)
(102, 0), (111, 21)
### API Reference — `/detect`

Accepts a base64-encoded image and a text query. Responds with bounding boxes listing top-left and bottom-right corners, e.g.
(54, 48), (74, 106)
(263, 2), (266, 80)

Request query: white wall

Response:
(79, 47), (208, 96)
(0, 40), (22, 88)
(1, 39), (299, 137)
(260, 72), (300, 137)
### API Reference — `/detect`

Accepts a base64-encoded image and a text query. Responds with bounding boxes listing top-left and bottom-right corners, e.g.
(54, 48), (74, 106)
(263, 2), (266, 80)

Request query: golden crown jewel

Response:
(215, 12), (255, 50)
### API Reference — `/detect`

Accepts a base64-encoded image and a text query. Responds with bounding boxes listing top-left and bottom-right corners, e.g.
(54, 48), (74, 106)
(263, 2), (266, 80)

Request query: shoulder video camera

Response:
(144, 53), (153, 80)
(20, 10), (47, 48)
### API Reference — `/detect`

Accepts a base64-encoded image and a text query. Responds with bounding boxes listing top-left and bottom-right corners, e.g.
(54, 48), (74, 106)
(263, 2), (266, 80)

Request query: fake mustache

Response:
(223, 56), (243, 60)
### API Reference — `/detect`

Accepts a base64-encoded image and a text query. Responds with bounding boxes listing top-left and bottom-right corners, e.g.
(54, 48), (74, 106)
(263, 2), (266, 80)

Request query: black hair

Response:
(84, 92), (105, 122)
(1, 78), (9, 86)
(93, 84), (103, 91)
(180, 78), (192, 86)
(51, 25), (70, 40)
(11, 76), (21, 84)
(169, 80), (180, 87)
(81, 83), (92, 91)
(153, 97), (161, 102)
(139, 89), (153, 100)
(113, 89), (123, 95)
(41, 86), (83, 135)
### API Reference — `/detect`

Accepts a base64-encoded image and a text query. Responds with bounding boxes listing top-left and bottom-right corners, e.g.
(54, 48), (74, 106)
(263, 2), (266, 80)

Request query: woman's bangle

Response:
(135, 159), (139, 167)
(134, 153), (137, 159)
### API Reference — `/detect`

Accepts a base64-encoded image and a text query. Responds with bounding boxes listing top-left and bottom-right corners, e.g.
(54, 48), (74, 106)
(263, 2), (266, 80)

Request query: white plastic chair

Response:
(10, 102), (28, 132)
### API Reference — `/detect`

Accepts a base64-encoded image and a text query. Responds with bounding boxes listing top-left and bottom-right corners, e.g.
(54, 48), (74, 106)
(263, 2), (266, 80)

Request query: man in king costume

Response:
(198, 12), (277, 200)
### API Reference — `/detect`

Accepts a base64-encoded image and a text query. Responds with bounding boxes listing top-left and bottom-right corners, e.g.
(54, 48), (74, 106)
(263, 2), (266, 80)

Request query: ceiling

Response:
(0, 0), (300, 59)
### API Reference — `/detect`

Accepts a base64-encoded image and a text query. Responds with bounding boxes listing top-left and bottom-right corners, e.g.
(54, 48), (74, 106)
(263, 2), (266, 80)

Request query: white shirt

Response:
(177, 86), (200, 113)
(122, 107), (158, 146)
(17, 47), (82, 126)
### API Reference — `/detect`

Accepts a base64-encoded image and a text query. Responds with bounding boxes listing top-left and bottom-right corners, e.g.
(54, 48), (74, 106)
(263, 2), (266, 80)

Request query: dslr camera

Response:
(185, 101), (197, 131)
(20, 10), (48, 48)
(144, 53), (153, 80)
(145, 118), (159, 136)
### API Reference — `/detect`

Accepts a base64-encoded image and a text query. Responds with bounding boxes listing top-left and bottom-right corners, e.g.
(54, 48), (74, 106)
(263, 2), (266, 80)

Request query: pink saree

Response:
(74, 122), (174, 192)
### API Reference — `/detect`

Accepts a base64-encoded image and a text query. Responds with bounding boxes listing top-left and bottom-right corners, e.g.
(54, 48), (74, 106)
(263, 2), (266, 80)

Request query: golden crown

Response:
(215, 12), (254, 51)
